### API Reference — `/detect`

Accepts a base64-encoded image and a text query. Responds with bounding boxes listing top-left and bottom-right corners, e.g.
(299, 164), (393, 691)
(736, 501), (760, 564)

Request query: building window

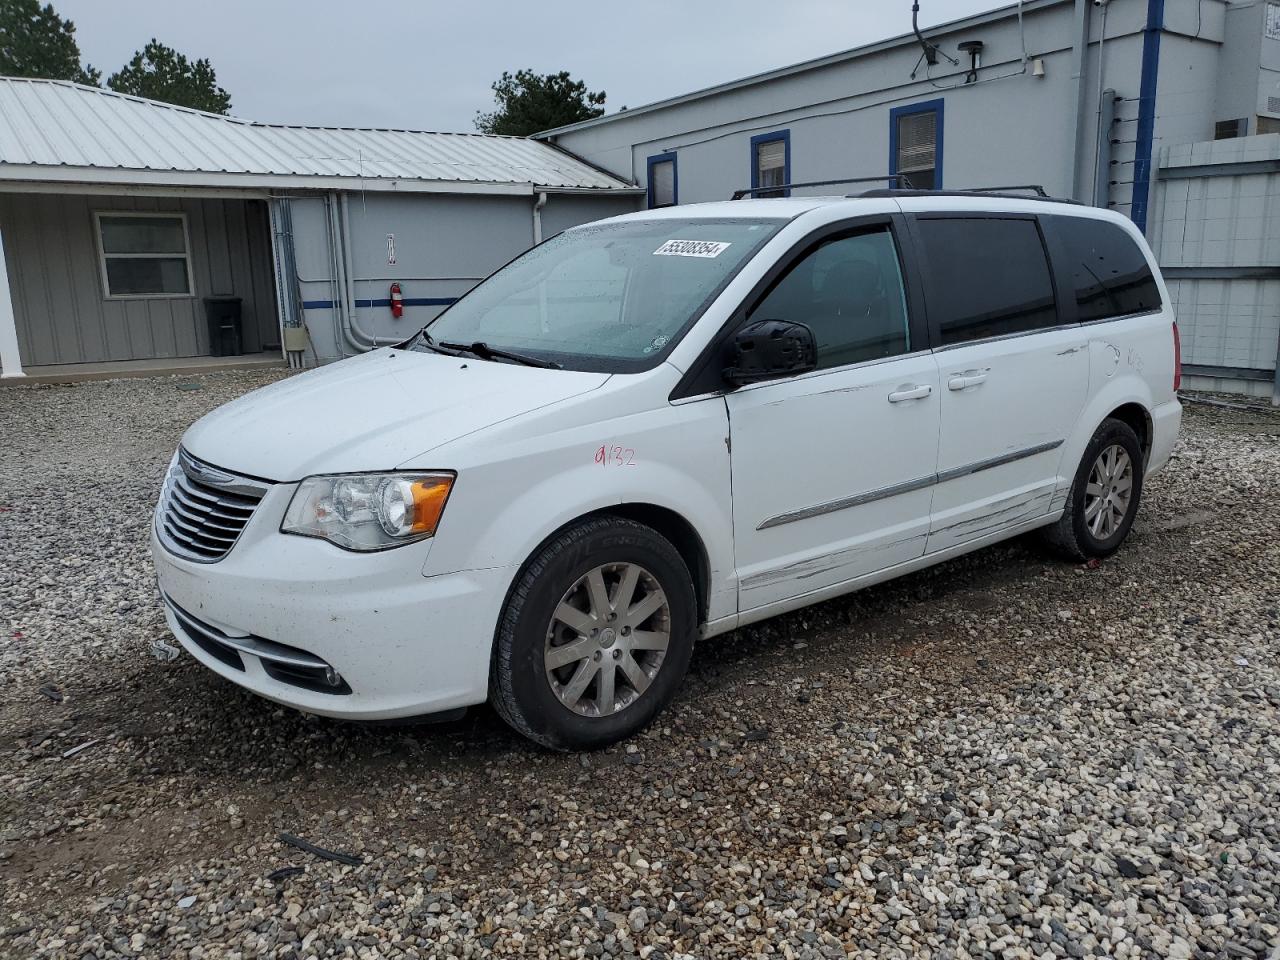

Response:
(889, 100), (943, 190)
(1214, 118), (1249, 140)
(95, 212), (193, 298)
(751, 130), (790, 197)
(647, 153), (678, 208)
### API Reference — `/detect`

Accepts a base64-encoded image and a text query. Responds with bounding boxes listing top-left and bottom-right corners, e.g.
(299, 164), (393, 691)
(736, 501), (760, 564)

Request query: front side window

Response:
(749, 227), (911, 370)
(915, 217), (1058, 346)
(891, 100), (943, 190)
(422, 218), (784, 372)
(751, 131), (789, 198)
(647, 154), (677, 208)
(1049, 216), (1162, 322)
(96, 213), (193, 298)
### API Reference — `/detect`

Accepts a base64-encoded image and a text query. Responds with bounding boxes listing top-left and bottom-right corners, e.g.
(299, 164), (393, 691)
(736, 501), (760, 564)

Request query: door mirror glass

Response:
(723, 319), (817, 386)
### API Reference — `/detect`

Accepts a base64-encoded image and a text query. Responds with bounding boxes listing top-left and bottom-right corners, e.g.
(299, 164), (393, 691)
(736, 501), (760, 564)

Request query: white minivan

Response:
(152, 191), (1182, 750)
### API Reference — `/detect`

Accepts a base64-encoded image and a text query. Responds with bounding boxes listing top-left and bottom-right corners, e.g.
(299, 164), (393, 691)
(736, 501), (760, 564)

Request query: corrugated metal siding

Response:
(0, 194), (276, 365)
(1152, 136), (1280, 378)
(0, 78), (633, 191)
(1165, 278), (1280, 369)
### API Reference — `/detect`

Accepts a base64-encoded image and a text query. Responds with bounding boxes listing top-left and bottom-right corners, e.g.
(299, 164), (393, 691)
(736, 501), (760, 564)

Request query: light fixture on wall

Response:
(1032, 57), (1046, 78)
(958, 40), (984, 84)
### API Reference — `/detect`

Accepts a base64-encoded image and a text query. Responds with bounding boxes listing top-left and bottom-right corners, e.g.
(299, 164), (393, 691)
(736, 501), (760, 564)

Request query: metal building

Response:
(537, 0), (1280, 401)
(0, 78), (641, 378)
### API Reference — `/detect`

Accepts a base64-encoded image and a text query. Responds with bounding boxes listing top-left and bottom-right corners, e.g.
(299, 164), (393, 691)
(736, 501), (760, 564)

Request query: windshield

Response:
(419, 217), (785, 372)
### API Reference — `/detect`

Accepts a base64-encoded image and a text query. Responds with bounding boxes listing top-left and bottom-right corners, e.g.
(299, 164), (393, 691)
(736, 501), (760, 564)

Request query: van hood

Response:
(181, 348), (610, 481)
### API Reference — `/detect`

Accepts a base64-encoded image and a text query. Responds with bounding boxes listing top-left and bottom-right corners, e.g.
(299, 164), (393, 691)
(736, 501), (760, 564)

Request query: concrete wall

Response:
(0, 193), (277, 367)
(288, 190), (640, 363)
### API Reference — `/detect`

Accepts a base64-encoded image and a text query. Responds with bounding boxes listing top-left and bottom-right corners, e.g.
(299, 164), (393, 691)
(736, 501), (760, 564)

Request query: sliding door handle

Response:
(948, 371), (989, 391)
(888, 384), (933, 403)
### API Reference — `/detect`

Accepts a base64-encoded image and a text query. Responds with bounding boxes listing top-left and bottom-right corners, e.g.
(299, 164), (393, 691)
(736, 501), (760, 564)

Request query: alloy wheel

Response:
(544, 562), (671, 717)
(1083, 443), (1134, 540)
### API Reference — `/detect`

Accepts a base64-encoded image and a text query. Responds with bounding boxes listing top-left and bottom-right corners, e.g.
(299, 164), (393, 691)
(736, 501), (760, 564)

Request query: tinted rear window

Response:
(1051, 216), (1162, 322)
(915, 217), (1059, 346)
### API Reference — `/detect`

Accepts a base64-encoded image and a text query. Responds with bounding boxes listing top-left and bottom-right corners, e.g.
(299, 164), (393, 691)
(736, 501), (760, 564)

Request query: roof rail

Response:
(855, 185), (1083, 204)
(730, 174), (915, 200)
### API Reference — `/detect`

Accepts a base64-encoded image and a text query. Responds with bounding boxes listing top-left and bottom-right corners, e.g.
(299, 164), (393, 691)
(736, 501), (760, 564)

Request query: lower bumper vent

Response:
(164, 597), (351, 695)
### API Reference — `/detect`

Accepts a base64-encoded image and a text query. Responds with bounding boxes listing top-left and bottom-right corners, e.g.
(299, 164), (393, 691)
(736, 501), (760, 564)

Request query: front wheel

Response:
(1040, 418), (1145, 561)
(490, 517), (696, 750)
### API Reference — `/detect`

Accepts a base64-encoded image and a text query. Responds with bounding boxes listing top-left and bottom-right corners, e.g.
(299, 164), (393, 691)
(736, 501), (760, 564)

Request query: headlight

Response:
(281, 472), (455, 551)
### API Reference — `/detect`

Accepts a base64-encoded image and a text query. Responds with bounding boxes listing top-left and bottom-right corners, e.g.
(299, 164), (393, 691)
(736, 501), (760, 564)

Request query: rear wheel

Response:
(490, 517), (696, 750)
(1041, 418), (1145, 561)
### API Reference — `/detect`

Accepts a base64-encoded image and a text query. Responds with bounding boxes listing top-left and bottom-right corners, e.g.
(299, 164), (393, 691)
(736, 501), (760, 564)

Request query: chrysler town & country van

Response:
(151, 192), (1182, 749)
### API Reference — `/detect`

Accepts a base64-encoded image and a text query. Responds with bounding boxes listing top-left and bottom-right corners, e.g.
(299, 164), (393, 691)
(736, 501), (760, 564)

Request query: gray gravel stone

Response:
(0, 376), (1278, 959)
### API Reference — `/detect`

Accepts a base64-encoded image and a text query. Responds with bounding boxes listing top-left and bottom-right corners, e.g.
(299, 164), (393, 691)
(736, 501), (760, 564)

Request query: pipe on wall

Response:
(1068, 0), (1093, 201)
(340, 193), (400, 350)
(1091, 0), (1112, 207)
(324, 192), (349, 359)
(1094, 90), (1118, 207)
(323, 192), (399, 356)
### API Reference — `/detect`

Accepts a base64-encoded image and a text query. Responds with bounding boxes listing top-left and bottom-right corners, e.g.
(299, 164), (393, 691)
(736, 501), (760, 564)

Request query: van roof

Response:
(610, 194), (1123, 224)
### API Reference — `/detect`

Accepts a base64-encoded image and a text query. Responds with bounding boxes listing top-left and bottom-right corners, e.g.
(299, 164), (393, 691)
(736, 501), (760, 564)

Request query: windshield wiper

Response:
(438, 340), (560, 369)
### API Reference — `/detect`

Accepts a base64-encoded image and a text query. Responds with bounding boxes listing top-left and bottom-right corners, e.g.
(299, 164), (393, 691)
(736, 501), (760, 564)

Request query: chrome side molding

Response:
(757, 439), (1064, 530)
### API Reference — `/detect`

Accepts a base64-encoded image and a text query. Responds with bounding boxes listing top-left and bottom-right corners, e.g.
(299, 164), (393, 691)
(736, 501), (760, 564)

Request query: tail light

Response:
(1172, 320), (1182, 392)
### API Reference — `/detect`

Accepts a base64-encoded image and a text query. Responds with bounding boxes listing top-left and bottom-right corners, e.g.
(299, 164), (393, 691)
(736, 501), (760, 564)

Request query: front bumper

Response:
(150, 490), (513, 721)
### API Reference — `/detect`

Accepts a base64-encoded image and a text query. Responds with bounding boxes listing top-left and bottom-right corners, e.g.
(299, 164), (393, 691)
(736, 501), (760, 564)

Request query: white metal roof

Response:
(0, 78), (638, 194)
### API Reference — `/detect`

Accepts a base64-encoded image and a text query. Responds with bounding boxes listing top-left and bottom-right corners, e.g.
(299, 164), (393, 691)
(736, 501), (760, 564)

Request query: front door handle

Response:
(948, 370), (989, 391)
(888, 384), (933, 403)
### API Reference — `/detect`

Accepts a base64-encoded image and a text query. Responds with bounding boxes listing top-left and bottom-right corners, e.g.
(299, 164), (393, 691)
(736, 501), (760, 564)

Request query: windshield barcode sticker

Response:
(654, 239), (732, 258)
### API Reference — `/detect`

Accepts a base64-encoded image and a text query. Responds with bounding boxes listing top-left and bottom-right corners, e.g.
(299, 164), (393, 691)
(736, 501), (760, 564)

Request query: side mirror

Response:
(723, 319), (817, 386)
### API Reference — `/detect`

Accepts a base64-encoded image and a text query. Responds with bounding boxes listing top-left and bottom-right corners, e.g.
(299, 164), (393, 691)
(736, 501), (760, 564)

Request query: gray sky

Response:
(57, 0), (997, 131)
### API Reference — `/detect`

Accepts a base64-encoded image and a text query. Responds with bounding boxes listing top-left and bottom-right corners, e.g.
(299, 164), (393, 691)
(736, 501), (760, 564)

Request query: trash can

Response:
(204, 297), (244, 356)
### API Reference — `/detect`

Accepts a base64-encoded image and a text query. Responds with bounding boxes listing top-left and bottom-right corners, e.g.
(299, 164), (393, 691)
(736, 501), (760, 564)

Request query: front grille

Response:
(164, 596), (351, 695)
(158, 449), (270, 563)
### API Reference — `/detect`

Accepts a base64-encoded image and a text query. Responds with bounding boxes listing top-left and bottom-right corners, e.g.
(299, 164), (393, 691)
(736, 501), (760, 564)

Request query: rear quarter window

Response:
(1048, 215), (1162, 322)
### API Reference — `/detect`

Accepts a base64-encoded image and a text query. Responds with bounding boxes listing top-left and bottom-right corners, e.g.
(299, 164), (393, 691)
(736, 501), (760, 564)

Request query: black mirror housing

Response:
(723, 319), (817, 386)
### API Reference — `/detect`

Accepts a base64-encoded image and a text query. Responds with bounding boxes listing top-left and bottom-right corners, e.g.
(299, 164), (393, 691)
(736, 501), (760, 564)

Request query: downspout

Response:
(532, 190), (548, 244)
(1131, 0), (1166, 233)
(1068, 0), (1092, 201)
(337, 192), (399, 351)
(533, 192), (550, 333)
(269, 197), (305, 370)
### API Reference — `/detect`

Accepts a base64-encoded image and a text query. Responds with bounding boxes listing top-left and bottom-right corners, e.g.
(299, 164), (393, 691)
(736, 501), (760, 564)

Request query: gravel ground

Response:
(1, 372), (1278, 960)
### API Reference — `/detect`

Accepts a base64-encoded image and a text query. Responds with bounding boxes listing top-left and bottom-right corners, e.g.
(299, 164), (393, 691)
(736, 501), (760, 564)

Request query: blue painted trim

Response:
(750, 129), (791, 197)
(301, 297), (458, 310)
(646, 152), (678, 208)
(888, 98), (944, 189)
(1131, 0), (1165, 234)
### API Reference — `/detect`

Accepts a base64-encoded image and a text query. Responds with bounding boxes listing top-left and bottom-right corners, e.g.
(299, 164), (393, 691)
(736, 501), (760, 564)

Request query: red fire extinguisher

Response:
(389, 282), (404, 319)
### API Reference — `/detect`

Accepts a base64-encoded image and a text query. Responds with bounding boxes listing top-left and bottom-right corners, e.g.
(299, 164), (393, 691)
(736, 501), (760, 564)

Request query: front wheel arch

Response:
(494, 503), (711, 641)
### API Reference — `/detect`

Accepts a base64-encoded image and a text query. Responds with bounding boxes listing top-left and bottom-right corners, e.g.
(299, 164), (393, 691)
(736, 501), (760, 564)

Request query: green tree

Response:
(0, 0), (99, 84)
(475, 69), (605, 136)
(107, 39), (230, 114)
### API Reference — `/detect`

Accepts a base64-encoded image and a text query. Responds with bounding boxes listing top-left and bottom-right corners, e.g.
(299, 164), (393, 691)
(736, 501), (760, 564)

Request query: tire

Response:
(1040, 418), (1145, 562)
(490, 517), (697, 751)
